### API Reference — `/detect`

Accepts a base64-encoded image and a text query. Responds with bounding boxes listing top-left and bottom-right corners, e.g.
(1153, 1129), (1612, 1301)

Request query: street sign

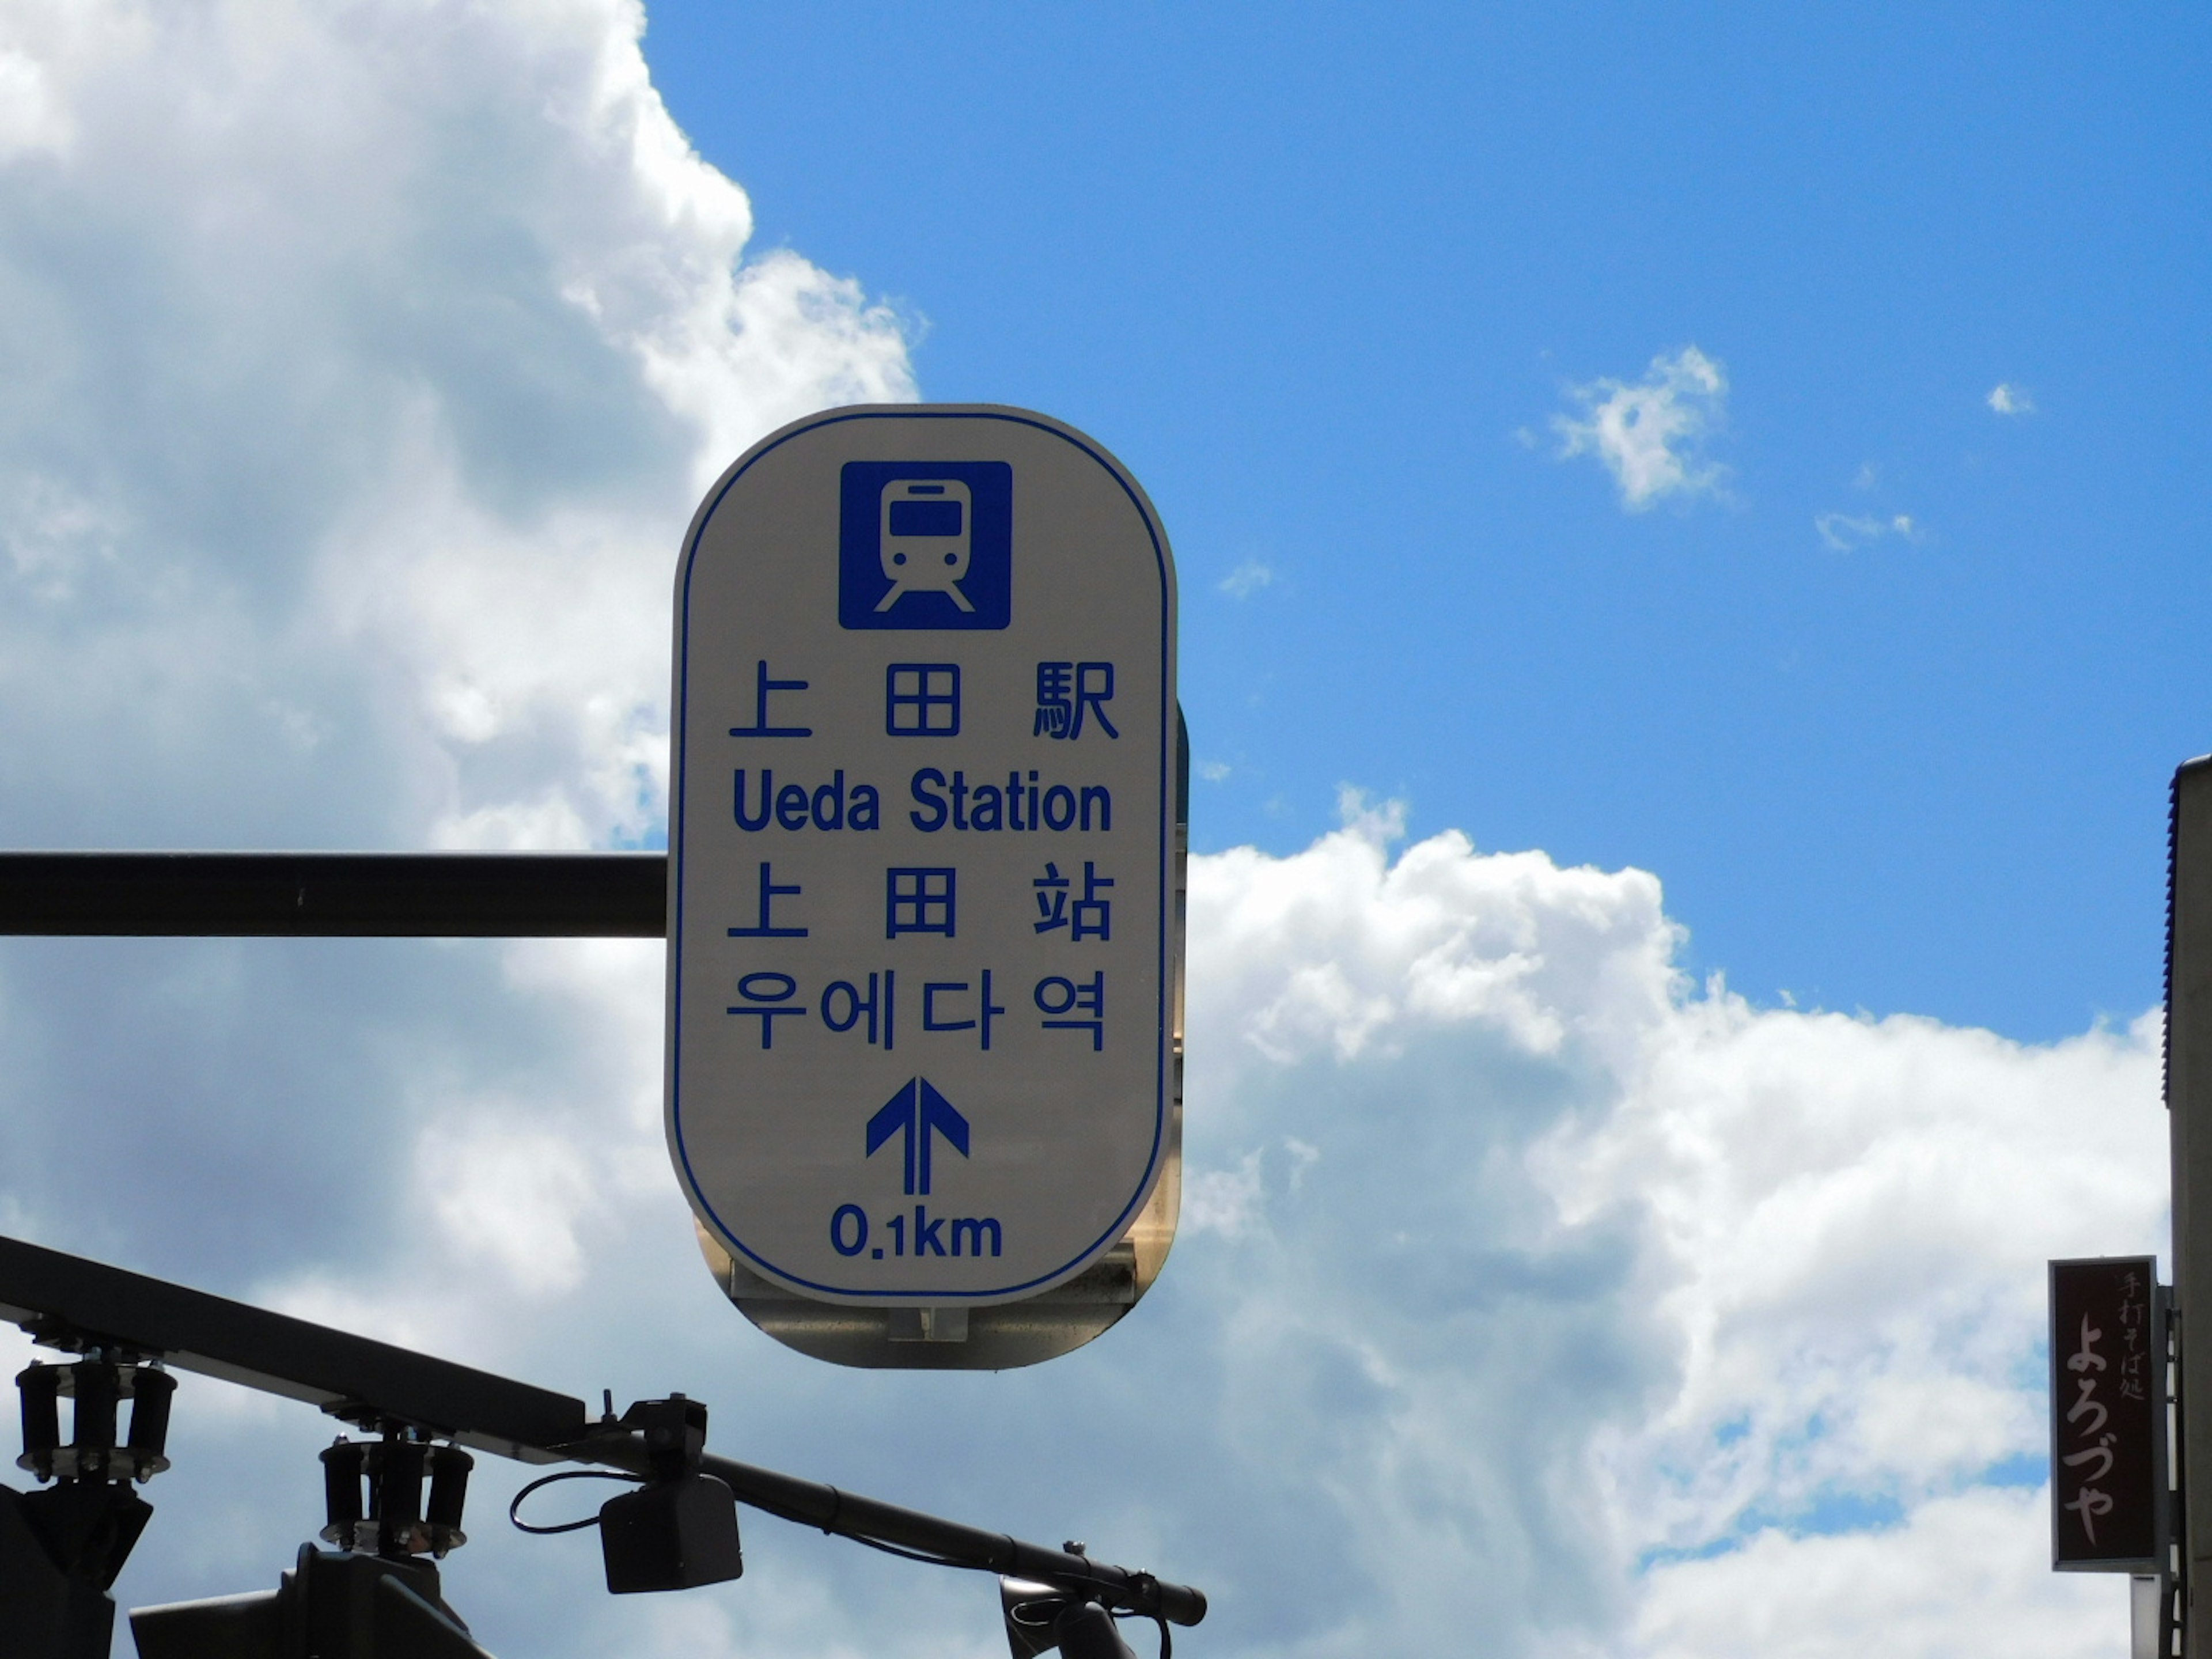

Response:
(2049, 1256), (2167, 1574)
(668, 406), (1178, 1324)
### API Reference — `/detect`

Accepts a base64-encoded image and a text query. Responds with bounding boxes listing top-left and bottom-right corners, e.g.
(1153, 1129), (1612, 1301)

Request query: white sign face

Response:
(667, 406), (1177, 1306)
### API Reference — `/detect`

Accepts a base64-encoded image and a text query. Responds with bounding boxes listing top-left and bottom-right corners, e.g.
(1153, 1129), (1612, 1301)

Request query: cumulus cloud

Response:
(1553, 346), (1731, 511)
(0, 9), (2164, 1659)
(1988, 382), (2036, 416)
(1176, 815), (2161, 1659)
(1636, 1487), (2115, 1659)
(0, 0), (911, 867)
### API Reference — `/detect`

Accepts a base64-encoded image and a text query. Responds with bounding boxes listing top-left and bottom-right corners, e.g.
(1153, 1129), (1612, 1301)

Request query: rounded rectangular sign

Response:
(667, 406), (1177, 1305)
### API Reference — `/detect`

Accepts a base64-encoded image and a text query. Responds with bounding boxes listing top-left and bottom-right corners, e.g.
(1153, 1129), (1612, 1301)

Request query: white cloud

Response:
(1180, 819), (2162, 1659)
(1183, 1146), (1268, 1238)
(1553, 346), (1731, 510)
(1219, 558), (1274, 599)
(1635, 1487), (2119, 1659)
(0, 10), (2166, 1659)
(0, 40), (70, 162)
(1815, 511), (1925, 552)
(0, 0), (912, 864)
(1988, 382), (2036, 416)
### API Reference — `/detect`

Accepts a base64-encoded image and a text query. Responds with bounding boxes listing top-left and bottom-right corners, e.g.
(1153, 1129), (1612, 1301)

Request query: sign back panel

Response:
(2050, 1256), (2166, 1571)
(668, 406), (1177, 1306)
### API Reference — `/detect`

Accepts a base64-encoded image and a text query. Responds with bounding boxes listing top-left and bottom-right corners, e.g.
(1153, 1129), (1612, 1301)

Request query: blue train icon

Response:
(877, 479), (975, 613)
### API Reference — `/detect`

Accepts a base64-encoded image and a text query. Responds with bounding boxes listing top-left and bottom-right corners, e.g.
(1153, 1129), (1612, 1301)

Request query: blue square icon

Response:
(839, 461), (1012, 630)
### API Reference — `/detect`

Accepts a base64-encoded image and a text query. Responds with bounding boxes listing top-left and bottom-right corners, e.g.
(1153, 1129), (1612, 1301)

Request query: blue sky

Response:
(642, 2), (2212, 1040)
(0, 6), (2188, 1656)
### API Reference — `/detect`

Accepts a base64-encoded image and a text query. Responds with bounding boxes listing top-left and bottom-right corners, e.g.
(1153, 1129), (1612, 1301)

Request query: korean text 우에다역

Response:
(726, 968), (1107, 1053)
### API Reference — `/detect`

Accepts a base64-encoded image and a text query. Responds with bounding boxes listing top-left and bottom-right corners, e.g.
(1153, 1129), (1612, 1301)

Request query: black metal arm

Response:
(0, 1233), (1205, 1626)
(587, 1434), (1204, 1626)
(0, 852), (666, 937)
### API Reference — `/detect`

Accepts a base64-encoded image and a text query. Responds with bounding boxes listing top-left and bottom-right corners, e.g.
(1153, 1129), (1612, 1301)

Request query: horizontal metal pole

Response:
(0, 1233), (589, 1460)
(578, 1433), (1205, 1626)
(0, 851), (666, 937)
(710, 1455), (1209, 1627)
(0, 1232), (1205, 1623)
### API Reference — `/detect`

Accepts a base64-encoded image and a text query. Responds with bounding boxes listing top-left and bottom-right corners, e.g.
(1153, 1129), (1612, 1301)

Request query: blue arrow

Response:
(866, 1080), (919, 1192)
(865, 1077), (969, 1196)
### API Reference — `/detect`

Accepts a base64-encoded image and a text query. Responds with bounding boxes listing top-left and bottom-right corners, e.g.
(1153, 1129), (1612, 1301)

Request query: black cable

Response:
(842, 1530), (974, 1570)
(806, 1498), (1001, 1574)
(1126, 1570), (1167, 1652)
(507, 1468), (642, 1535)
(527, 1468), (1158, 1631)
(1096, 1602), (1169, 1659)
(1005, 1595), (1062, 1642)
(839, 1527), (1147, 1616)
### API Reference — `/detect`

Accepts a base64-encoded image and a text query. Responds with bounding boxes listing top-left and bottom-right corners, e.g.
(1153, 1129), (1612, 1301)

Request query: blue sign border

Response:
(669, 407), (1175, 1301)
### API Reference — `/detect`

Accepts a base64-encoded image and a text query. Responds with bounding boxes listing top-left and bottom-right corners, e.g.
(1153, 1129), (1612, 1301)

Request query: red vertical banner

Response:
(2050, 1256), (2166, 1571)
